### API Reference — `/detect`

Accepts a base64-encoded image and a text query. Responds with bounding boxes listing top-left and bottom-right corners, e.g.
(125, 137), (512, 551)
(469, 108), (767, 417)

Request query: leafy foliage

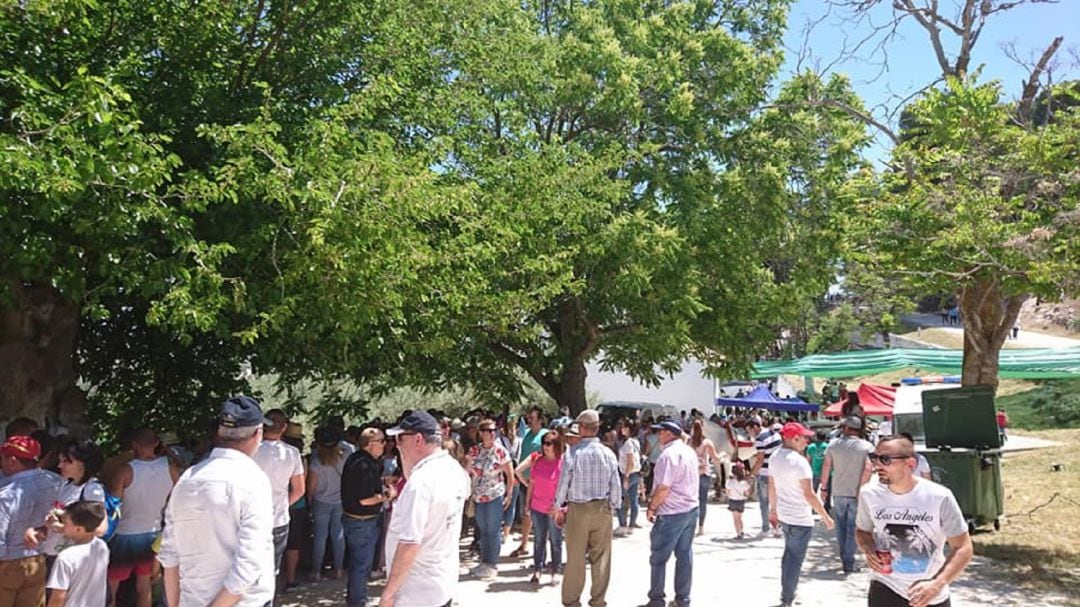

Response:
(2, 0), (870, 434)
(851, 78), (1080, 387)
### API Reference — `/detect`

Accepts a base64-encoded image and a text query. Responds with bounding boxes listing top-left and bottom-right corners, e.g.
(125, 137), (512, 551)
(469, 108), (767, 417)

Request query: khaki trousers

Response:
(0, 555), (45, 607)
(561, 500), (613, 607)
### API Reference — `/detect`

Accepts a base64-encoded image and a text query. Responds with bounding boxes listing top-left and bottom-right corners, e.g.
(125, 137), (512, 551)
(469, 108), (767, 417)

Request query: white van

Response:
(891, 378), (962, 443)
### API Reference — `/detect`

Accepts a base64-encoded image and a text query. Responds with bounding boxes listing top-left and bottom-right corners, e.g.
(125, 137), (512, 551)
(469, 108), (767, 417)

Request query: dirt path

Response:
(281, 500), (1072, 607)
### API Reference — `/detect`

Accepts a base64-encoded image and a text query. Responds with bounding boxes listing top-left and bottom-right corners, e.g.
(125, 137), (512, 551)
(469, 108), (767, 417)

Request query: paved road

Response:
(902, 313), (1080, 349)
(281, 499), (1071, 607)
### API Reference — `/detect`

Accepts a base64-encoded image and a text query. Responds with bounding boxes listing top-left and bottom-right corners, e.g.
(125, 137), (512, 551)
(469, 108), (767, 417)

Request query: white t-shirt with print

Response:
(43, 480), (106, 556)
(726, 478), (750, 501)
(47, 537), (109, 607)
(856, 478), (967, 605)
(768, 448), (814, 526)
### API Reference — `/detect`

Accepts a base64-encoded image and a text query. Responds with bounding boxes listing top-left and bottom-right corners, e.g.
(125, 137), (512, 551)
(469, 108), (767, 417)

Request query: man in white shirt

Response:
(159, 396), (275, 607)
(253, 409), (305, 577)
(381, 411), (469, 607)
(856, 435), (972, 607)
(769, 422), (834, 607)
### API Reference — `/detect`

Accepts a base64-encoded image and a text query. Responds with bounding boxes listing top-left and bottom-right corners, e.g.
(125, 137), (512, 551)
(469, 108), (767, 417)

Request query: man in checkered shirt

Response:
(554, 410), (621, 607)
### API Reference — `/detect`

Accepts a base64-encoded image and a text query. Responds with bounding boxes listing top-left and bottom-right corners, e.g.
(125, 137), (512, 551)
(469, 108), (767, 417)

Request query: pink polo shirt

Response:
(652, 439), (700, 516)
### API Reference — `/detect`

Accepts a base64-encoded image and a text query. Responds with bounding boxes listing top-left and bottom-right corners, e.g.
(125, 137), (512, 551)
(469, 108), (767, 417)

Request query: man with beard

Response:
(856, 436), (972, 607)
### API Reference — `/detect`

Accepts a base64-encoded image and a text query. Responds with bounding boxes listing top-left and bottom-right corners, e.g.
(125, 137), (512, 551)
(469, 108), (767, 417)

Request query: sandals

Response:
(510, 546), (528, 558)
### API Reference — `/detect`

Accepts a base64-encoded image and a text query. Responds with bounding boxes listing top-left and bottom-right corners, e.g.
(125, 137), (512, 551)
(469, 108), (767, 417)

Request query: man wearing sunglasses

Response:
(341, 427), (392, 607)
(855, 436), (972, 607)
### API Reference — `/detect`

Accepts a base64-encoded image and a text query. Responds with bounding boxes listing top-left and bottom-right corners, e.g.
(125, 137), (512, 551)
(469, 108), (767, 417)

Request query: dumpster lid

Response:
(921, 385), (1001, 450)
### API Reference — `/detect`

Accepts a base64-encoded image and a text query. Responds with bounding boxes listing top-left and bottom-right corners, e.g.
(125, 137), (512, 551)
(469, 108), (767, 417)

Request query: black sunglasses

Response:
(479, 428), (495, 433)
(868, 453), (912, 465)
(542, 440), (558, 446)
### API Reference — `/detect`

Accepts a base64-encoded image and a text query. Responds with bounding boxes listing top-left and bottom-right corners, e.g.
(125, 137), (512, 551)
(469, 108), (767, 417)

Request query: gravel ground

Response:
(280, 500), (1073, 607)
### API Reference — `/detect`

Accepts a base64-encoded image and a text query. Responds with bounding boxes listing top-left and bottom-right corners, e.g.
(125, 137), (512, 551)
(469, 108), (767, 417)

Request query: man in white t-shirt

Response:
(768, 422), (834, 607)
(856, 436), (972, 607)
(382, 411), (470, 607)
(253, 409), (306, 576)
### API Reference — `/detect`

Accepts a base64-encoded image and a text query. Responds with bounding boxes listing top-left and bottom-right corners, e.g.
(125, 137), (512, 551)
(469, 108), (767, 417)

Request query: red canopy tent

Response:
(824, 383), (896, 417)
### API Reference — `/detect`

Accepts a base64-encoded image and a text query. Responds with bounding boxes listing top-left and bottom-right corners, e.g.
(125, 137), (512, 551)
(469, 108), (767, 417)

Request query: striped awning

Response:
(751, 347), (1080, 379)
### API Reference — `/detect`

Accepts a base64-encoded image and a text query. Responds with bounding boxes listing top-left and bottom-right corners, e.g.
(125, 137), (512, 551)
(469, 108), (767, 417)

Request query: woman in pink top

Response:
(515, 432), (564, 584)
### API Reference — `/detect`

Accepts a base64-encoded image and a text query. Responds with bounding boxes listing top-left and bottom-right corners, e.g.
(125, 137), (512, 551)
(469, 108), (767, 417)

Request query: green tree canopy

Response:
(853, 78), (1080, 387)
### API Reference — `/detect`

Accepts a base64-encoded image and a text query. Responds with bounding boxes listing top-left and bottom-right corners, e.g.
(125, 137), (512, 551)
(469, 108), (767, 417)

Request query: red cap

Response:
(780, 422), (814, 439)
(1, 435), (41, 461)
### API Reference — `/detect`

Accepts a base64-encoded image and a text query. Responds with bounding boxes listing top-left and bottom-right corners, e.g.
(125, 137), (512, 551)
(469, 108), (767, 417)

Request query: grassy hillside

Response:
(998, 379), (1080, 430)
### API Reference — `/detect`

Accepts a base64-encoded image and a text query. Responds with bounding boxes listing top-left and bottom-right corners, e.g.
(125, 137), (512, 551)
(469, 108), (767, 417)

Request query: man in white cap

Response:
(553, 410), (621, 607)
(160, 395), (275, 607)
(643, 420), (699, 607)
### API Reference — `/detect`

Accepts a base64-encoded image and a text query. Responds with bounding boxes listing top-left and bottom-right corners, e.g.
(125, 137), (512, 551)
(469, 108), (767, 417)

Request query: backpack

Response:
(82, 483), (123, 541)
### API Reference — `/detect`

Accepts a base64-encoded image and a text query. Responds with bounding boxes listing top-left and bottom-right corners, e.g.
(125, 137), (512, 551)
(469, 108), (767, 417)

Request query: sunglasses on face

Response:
(479, 428), (495, 433)
(868, 453), (912, 465)
(543, 440), (557, 446)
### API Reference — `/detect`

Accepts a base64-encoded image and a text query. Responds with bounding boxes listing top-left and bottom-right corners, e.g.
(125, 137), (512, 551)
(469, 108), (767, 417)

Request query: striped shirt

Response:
(555, 438), (622, 512)
(754, 429), (783, 477)
(0, 469), (62, 560)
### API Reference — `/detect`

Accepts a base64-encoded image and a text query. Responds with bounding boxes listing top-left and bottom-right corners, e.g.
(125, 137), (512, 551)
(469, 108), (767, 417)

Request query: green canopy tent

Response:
(751, 347), (1080, 379)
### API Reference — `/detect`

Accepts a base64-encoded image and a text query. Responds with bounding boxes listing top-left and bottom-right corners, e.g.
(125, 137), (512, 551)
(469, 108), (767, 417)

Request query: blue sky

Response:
(780, 0), (1079, 159)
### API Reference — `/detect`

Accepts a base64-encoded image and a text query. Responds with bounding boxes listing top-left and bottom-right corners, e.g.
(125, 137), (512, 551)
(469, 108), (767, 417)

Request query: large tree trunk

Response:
(0, 281), (86, 434)
(555, 356), (589, 416)
(958, 278), (1026, 392)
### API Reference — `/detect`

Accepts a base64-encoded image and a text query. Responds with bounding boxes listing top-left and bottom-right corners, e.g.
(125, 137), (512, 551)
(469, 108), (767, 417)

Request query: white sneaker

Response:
(613, 526), (629, 537)
(480, 564), (498, 580)
(469, 564), (488, 577)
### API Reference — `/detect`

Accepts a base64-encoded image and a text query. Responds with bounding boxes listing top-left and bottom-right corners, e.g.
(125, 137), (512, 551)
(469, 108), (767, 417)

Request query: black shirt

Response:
(341, 448), (383, 517)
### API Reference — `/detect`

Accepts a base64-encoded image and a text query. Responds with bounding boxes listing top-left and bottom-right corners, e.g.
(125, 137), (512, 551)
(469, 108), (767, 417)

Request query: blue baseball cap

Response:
(218, 395), (267, 428)
(386, 410), (439, 437)
(651, 420), (684, 435)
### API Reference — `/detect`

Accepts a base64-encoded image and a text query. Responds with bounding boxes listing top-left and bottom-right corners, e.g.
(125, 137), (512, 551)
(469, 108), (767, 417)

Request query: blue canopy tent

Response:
(715, 384), (819, 413)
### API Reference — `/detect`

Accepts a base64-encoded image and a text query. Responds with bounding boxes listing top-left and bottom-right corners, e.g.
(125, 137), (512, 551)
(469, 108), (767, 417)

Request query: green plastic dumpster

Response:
(921, 386), (1004, 532)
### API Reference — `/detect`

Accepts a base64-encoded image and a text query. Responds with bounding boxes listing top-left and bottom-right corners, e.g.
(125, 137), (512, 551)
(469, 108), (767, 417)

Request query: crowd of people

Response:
(0, 392), (974, 607)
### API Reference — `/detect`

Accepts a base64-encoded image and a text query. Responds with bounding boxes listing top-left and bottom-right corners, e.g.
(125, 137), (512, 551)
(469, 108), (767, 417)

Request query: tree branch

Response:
(488, 340), (558, 396)
(1018, 35), (1064, 122)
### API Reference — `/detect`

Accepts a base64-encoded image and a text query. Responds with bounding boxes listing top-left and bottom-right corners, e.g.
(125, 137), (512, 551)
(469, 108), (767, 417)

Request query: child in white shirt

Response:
(46, 501), (109, 607)
(726, 463), (751, 539)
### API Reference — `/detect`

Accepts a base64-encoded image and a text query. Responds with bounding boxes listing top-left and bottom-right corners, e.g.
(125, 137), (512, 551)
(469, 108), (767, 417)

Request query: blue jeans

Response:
(832, 496), (858, 571)
(780, 523), (813, 605)
(697, 475), (711, 527)
(618, 472), (641, 527)
(648, 508), (697, 606)
(342, 516), (381, 607)
(757, 474), (771, 532)
(311, 500), (345, 573)
(475, 498), (504, 566)
(530, 510), (563, 572)
(502, 484), (520, 528)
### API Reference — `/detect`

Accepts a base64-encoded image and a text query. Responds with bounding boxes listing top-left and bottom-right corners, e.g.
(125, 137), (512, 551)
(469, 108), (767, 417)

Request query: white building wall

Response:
(585, 358), (715, 414)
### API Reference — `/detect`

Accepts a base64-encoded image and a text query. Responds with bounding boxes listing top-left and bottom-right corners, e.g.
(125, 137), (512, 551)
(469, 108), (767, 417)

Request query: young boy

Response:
(46, 501), (109, 607)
